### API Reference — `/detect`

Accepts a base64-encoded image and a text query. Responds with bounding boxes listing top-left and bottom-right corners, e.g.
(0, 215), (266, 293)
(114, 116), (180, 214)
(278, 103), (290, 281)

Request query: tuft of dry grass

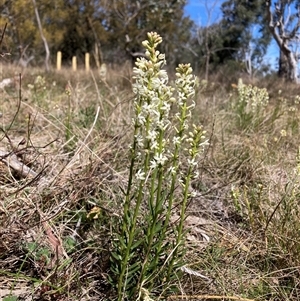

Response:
(0, 65), (132, 300)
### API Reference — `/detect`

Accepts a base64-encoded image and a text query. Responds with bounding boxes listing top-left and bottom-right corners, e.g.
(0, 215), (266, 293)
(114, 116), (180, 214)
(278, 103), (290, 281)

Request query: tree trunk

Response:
(287, 51), (298, 82)
(279, 48), (298, 82)
(278, 50), (289, 78)
(32, 0), (50, 71)
(87, 16), (103, 68)
(266, 0), (299, 83)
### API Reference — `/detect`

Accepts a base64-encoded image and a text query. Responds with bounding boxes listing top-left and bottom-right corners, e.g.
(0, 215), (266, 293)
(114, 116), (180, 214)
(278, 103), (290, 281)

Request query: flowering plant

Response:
(233, 78), (269, 130)
(110, 32), (208, 301)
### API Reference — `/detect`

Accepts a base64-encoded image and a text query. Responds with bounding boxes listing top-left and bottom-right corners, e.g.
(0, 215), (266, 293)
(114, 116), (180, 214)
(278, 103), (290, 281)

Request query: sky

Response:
(184, 0), (223, 25)
(184, 0), (279, 70)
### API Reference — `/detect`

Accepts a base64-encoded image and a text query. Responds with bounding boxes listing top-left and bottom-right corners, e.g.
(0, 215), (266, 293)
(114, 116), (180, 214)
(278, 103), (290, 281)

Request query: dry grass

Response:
(1, 64), (300, 300)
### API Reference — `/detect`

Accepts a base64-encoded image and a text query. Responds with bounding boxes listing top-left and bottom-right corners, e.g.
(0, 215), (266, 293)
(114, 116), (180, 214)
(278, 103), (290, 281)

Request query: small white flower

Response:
(150, 159), (158, 169)
(173, 136), (181, 145)
(168, 166), (176, 175)
(156, 119), (169, 130)
(190, 191), (197, 198)
(137, 113), (146, 126)
(135, 169), (146, 181)
(146, 130), (157, 142)
(142, 103), (154, 114)
(154, 153), (168, 166)
(183, 122), (189, 130)
(160, 101), (171, 113)
(280, 129), (287, 137)
(188, 158), (198, 167)
(200, 139), (209, 148)
(150, 152), (168, 169)
(193, 170), (199, 179)
(150, 140), (158, 150)
(158, 69), (167, 79)
(135, 134), (144, 147)
(178, 177), (186, 188)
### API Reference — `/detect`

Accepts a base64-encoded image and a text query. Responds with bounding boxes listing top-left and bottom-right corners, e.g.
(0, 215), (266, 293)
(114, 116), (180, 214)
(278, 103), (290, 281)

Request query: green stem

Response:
(165, 166), (192, 282)
(136, 121), (165, 292)
(121, 99), (142, 235)
(150, 104), (188, 282)
(117, 160), (148, 301)
(117, 100), (152, 301)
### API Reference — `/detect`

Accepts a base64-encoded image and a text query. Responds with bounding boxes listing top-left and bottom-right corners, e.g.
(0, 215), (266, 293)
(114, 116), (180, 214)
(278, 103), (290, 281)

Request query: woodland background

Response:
(1, 0), (299, 81)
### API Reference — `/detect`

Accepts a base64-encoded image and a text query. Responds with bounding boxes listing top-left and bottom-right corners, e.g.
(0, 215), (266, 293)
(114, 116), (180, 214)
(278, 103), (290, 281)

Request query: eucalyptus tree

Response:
(0, 0), (193, 68)
(97, 0), (193, 66)
(32, 0), (50, 71)
(266, 0), (300, 82)
(0, 0), (36, 62)
(0, 0), (69, 65)
(220, 0), (271, 70)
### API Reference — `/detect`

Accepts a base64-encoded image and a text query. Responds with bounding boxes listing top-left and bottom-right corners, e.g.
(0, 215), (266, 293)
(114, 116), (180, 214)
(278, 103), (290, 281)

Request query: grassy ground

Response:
(0, 64), (300, 301)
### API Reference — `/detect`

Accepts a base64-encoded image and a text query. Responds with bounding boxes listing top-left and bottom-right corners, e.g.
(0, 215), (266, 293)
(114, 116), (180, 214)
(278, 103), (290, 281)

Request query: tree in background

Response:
(0, 0), (69, 66)
(189, 21), (225, 78)
(6, 0), (300, 80)
(32, 0), (50, 71)
(219, 0), (271, 73)
(0, 0), (193, 68)
(188, 0), (272, 78)
(266, 0), (300, 82)
(0, 0), (36, 64)
(191, 0), (225, 80)
(97, 0), (193, 66)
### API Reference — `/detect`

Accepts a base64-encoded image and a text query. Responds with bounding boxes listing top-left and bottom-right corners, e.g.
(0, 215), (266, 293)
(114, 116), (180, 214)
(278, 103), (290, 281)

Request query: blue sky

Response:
(184, 0), (279, 70)
(184, 0), (223, 25)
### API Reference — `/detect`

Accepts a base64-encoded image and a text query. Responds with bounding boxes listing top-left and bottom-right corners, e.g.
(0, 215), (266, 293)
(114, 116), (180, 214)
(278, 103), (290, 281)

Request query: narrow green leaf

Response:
(131, 238), (143, 250)
(154, 221), (163, 233)
(3, 296), (18, 301)
(118, 185), (126, 196)
(110, 251), (122, 261)
(127, 261), (141, 275)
